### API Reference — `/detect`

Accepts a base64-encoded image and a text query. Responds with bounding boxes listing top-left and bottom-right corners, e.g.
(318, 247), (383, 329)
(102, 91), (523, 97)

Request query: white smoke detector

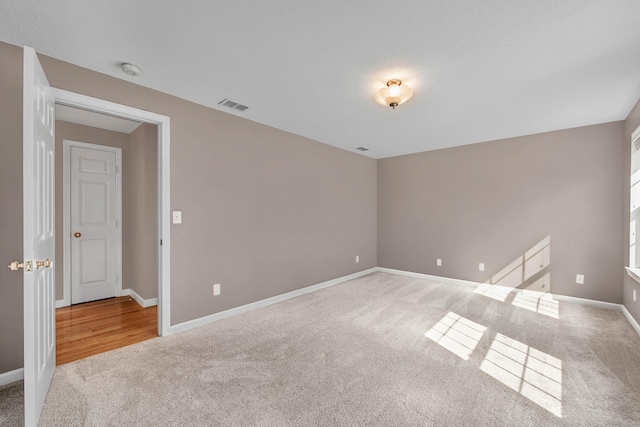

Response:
(121, 63), (141, 76)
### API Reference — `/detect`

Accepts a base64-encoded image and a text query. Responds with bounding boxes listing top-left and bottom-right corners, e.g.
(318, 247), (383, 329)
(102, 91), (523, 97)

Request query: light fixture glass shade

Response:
(375, 79), (413, 109)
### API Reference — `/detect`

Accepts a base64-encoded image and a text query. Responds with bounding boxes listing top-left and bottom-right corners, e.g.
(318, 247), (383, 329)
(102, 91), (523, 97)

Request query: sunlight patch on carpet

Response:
(425, 312), (486, 360)
(474, 283), (514, 302)
(512, 290), (559, 319)
(480, 333), (562, 417)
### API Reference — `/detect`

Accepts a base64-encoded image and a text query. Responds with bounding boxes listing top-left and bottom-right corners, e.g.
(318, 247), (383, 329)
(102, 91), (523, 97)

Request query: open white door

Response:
(23, 46), (56, 427)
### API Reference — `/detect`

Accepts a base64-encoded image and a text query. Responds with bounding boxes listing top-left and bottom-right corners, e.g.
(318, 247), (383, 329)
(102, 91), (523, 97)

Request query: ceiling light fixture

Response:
(375, 79), (413, 109)
(121, 63), (141, 76)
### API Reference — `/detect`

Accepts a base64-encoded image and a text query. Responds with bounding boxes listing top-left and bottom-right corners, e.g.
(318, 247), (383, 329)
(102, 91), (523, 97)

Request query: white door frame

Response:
(62, 140), (123, 307)
(52, 88), (171, 336)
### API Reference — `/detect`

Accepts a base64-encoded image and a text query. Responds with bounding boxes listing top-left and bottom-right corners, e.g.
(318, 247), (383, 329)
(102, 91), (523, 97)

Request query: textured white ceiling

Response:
(2, 1), (639, 158)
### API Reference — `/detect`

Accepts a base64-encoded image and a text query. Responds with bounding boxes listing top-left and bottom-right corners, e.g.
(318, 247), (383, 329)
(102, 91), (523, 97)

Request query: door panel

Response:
(80, 157), (110, 174)
(23, 46), (56, 427)
(81, 181), (109, 225)
(80, 239), (110, 283)
(70, 146), (119, 304)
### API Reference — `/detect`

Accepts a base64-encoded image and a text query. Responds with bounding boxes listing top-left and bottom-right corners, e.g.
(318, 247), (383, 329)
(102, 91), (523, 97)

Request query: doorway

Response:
(20, 46), (171, 426)
(53, 88), (171, 337)
(54, 105), (161, 362)
(56, 296), (157, 365)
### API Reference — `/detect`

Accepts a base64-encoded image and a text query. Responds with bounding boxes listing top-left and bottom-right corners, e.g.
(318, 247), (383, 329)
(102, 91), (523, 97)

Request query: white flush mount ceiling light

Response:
(375, 79), (413, 109)
(121, 63), (141, 76)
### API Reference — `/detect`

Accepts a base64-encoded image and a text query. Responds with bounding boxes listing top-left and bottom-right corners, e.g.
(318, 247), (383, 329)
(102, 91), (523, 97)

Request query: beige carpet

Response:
(4, 272), (640, 426)
(0, 381), (23, 426)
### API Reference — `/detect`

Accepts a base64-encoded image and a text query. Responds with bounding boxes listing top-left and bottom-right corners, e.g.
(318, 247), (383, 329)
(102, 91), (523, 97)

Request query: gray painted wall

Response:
(378, 122), (625, 303)
(0, 42), (24, 374)
(129, 123), (158, 300)
(623, 99), (640, 323)
(0, 42), (378, 374)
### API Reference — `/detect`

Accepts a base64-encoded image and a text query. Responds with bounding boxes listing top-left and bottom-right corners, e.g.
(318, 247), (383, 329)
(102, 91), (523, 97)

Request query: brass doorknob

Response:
(8, 261), (24, 271)
(36, 259), (52, 269)
(74, 232), (81, 238)
(8, 261), (32, 272)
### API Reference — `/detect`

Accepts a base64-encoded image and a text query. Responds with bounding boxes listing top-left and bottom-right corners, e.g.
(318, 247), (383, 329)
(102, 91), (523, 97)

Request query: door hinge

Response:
(160, 239), (163, 246)
(115, 220), (118, 228)
(114, 165), (118, 174)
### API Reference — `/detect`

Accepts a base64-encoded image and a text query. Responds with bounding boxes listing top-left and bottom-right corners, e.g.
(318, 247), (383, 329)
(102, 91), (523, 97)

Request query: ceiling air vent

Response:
(218, 98), (249, 112)
(356, 147), (369, 151)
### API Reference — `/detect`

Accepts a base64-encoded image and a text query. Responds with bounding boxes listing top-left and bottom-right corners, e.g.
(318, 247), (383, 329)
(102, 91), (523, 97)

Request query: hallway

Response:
(56, 296), (157, 365)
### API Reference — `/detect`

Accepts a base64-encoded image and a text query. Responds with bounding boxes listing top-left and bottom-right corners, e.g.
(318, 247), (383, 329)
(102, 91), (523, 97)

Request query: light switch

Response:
(172, 211), (182, 224)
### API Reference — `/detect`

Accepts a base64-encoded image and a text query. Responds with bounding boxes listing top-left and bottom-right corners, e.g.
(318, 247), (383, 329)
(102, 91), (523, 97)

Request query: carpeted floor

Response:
(0, 381), (23, 426)
(4, 272), (640, 426)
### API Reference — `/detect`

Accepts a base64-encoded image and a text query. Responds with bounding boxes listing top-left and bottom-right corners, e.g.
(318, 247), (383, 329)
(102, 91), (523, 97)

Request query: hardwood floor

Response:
(56, 296), (157, 365)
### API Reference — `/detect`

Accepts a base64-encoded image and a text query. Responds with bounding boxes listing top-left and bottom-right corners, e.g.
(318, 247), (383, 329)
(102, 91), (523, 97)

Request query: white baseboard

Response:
(0, 368), (23, 387)
(552, 294), (622, 311)
(168, 266), (639, 337)
(122, 288), (158, 308)
(622, 305), (640, 337)
(378, 267), (640, 337)
(7, 266), (640, 382)
(378, 267), (625, 309)
(56, 291), (158, 309)
(376, 267), (483, 288)
(168, 267), (378, 335)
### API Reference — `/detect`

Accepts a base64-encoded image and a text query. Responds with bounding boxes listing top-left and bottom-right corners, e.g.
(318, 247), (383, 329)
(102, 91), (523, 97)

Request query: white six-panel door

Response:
(23, 46), (56, 427)
(70, 145), (120, 304)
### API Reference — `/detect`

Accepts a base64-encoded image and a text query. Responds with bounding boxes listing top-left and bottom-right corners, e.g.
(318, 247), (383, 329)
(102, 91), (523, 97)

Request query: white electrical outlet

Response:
(436, 258), (442, 266)
(213, 283), (220, 296)
(356, 255), (359, 263)
(634, 289), (637, 302)
(172, 211), (182, 224)
(479, 263), (485, 272)
(576, 274), (584, 284)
